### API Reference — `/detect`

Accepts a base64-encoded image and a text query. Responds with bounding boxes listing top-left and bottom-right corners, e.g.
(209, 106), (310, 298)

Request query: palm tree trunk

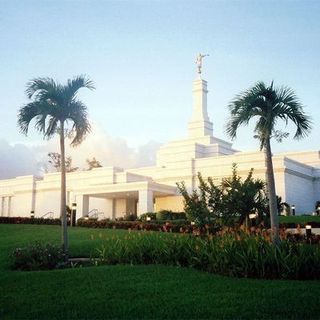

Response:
(59, 121), (68, 260)
(264, 137), (279, 243)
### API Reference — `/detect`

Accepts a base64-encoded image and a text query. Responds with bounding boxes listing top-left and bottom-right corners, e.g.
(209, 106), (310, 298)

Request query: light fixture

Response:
(305, 225), (312, 239)
(249, 213), (257, 219)
(71, 203), (77, 210)
(146, 216), (151, 221)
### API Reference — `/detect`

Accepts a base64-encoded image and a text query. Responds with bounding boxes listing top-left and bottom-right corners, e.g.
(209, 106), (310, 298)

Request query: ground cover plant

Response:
(1, 224), (320, 319)
(95, 228), (320, 279)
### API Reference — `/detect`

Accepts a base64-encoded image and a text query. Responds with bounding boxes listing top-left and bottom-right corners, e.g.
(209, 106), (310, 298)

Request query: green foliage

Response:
(177, 164), (268, 228)
(123, 213), (137, 221)
(176, 181), (211, 227)
(76, 217), (193, 233)
(17, 76), (95, 257)
(276, 195), (290, 215)
(12, 242), (65, 271)
(138, 211), (186, 221)
(0, 216), (61, 225)
(138, 212), (156, 221)
(221, 165), (268, 226)
(2, 225), (320, 319)
(156, 210), (186, 221)
(226, 81), (312, 242)
(47, 152), (78, 173)
(95, 231), (320, 280)
(226, 81), (312, 150)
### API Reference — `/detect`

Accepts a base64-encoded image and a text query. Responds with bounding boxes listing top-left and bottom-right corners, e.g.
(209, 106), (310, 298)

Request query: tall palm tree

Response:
(226, 81), (311, 242)
(18, 75), (94, 258)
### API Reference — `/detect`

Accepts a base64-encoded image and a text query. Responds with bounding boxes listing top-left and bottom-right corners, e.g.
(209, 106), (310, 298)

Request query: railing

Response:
(41, 211), (54, 219)
(86, 209), (104, 219)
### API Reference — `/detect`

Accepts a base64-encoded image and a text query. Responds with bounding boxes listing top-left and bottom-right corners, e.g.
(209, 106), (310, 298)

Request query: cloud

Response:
(0, 123), (162, 179)
(0, 140), (40, 179)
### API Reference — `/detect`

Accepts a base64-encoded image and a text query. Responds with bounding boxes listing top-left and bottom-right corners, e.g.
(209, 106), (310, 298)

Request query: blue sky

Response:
(0, 0), (319, 176)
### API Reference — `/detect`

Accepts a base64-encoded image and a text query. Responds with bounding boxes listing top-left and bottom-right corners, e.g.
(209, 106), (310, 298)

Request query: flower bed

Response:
(94, 231), (320, 280)
(0, 216), (61, 225)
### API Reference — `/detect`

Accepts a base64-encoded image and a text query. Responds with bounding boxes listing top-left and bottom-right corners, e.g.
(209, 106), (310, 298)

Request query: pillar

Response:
(7, 197), (11, 217)
(188, 78), (213, 137)
(138, 190), (154, 215)
(1, 197), (4, 217)
(75, 194), (89, 219)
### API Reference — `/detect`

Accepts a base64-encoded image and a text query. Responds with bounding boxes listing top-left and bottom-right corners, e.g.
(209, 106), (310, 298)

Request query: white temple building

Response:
(1, 63), (320, 219)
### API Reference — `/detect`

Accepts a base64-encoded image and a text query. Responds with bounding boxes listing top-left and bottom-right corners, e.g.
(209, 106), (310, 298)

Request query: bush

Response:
(77, 218), (193, 233)
(0, 216), (61, 225)
(138, 212), (156, 221)
(123, 213), (137, 221)
(177, 165), (268, 228)
(95, 231), (320, 280)
(12, 242), (65, 271)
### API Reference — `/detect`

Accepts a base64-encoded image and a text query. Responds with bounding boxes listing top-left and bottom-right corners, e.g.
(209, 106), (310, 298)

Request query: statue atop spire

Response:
(195, 53), (209, 76)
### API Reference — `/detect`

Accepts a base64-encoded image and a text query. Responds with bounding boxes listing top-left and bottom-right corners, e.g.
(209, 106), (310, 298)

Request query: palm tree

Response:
(226, 81), (311, 242)
(18, 76), (94, 258)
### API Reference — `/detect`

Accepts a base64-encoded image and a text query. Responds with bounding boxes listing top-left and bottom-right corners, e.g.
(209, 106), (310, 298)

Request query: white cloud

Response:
(0, 140), (40, 179)
(0, 123), (162, 179)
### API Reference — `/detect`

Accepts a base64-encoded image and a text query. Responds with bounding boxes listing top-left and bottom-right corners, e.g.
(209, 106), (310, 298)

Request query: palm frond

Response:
(67, 100), (91, 146)
(226, 81), (312, 147)
(64, 75), (95, 102)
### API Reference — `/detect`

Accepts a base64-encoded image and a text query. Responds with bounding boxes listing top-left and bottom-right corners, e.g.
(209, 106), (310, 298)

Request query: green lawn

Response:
(1, 225), (320, 319)
(279, 215), (320, 225)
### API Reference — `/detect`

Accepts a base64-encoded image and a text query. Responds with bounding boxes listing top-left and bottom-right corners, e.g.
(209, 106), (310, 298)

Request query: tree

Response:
(18, 76), (94, 259)
(177, 165), (267, 229)
(86, 157), (102, 170)
(219, 164), (267, 226)
(276, 195), (290, 216)
(226, 81), (311, 242)
(48, 152), (79, 172)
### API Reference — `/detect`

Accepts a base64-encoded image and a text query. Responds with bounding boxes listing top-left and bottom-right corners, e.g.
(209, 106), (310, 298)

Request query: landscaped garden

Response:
(1, 224), (320, 319)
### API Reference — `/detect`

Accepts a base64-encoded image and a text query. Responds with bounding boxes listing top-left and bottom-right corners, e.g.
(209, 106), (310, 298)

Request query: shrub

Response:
(0, 217), (61, 225)
(76, 218), (192, 233)
(12, 242), (65, 271)
(156, 210), (172, 220)
(95, 231), (320, 280)
(123, 213), (137, 221)
(177, 165), (268, 228)
(139, 212), (156, 221)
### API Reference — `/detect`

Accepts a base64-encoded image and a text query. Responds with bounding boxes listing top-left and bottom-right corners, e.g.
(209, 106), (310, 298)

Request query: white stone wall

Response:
(284, 172), (314, 214)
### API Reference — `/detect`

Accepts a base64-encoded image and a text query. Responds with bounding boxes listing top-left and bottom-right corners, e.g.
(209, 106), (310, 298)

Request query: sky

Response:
(0, 0), (319, 178)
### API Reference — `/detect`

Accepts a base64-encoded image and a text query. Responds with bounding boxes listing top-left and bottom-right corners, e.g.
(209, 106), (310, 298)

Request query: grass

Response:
(279, 215), (320, 225)
(1, 224), (320, 319)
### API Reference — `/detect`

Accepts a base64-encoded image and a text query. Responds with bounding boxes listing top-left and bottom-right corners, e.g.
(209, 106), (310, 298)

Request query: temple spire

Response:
(187, 54), (213, 137)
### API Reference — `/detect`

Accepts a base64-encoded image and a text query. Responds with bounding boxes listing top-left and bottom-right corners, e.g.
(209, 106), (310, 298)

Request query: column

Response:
(112, 199), (116, 220)
(188, 78), (213, 137)
(138, 190), (154, 216)
(75, 194), (89, 219)
(1, 197), (4, 217)
(7, 197), (11, 217)
(2, 197), (8, 217)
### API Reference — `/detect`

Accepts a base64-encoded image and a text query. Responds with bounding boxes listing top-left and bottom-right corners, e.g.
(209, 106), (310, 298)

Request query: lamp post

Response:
(317, 206), (320, 216)
(249, 213), (258, 228)
(291, 205), (296, 216)
(305, 224), (312, 240)
(146, 216), (151, 222)
(71, 203), (77, 227)
(30, 210), (35, 219)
